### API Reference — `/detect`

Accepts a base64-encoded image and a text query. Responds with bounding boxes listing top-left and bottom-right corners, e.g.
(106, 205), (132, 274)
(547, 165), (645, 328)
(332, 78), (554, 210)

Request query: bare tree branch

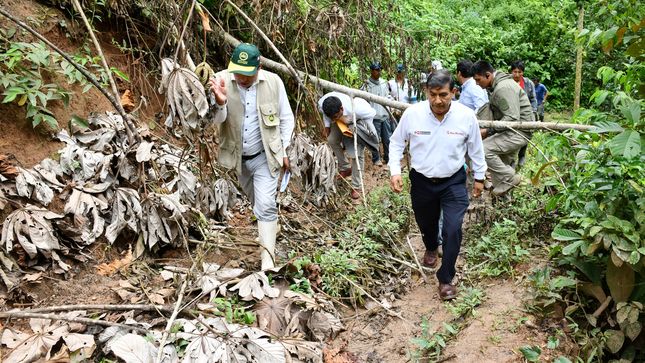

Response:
(70, 0), (139, 144)
(0, 311), (149, 334)
(214, 26), (596, 132)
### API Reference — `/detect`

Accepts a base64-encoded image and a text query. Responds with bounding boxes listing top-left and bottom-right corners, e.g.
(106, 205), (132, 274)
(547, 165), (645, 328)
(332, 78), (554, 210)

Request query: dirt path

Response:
(336, 236), (550, 362)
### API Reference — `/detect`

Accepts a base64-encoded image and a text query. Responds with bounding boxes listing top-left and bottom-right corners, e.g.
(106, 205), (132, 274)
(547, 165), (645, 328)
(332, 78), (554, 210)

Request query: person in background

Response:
(456, 59), (488, 112)
(208, 43), (294, 270)
(472, 60), (532, 196)
(388, 63), (416, 104)
(389, 70), (486, 301)
(510, 60), (537, 112)
(319, 92), (377, 200)
(533, 77), (549, 121)
(510, 60), (537, 168)
(361, 61), (392, 167)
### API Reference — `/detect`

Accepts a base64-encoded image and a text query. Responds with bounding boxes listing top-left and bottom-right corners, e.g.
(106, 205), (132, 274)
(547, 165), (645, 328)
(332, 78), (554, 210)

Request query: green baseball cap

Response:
(228, 43), (261, 76)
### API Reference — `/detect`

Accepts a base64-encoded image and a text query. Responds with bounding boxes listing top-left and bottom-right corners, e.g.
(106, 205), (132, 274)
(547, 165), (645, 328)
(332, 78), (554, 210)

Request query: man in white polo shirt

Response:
(389, 70), (486, 300)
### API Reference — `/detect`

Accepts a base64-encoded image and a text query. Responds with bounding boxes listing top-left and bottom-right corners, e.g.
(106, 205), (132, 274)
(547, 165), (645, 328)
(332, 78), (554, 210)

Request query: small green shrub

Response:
(465, 219), (530, 278)
(0, 41), (128, 129)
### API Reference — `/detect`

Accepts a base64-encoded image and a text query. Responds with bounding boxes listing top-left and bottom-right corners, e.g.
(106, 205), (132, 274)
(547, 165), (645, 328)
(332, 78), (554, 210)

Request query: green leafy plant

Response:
(0, 41), (129, 129)
(465, 219), (530, 278)
(411, 319), (459, 362)
(526, 266), (577, 316)
(286, 253), (315, 295)
(0, 42), (71, 128)
(313, 182), (411, 300)
(445, 286), (484, 318)
(519, 345), (542, 362)
(210, 297), (256, 325)
(538, 57), (644, 359)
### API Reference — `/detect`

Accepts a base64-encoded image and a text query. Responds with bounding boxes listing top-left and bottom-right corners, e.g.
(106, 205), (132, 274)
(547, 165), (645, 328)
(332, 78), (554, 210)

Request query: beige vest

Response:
(215, 69), (285, 176)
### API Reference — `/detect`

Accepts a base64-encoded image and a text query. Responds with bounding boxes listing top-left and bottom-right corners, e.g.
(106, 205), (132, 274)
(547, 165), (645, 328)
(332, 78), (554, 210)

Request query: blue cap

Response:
(396, 64), (405, 72)
(369, 61), (382, 70)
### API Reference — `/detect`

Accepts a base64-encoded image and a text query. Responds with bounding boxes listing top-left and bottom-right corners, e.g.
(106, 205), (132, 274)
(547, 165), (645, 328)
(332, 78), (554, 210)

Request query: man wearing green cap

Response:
(208, 43), (295, 270)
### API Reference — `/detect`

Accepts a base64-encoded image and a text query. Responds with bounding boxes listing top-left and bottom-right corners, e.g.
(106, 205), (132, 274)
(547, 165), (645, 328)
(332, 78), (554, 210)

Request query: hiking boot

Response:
(336, 168), (352, 180)
(438, 283), (458, 300)
(422, 249), (438, 268)
(350, 189), (361, 200)
(492, 174), (522, 196)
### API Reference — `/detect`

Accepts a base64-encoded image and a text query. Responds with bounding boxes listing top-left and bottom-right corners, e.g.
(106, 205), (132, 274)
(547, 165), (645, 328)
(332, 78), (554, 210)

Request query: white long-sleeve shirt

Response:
(388, 100), (486, 179)
(388, 78), (415, 103)
(458, 78), (488, 112)
(318, 92), (376, 127)
(210, 71), (295, 155)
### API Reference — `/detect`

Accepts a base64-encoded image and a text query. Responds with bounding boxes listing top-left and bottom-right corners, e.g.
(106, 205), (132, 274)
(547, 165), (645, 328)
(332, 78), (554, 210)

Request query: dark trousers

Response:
(371, 118), (391, 163)
(410, 168), (469, 284)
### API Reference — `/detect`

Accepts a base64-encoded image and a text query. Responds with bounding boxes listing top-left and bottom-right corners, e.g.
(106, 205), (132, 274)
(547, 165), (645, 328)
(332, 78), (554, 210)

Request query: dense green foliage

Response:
(208, 0), (642, 110)
(519, 12), (643, 358)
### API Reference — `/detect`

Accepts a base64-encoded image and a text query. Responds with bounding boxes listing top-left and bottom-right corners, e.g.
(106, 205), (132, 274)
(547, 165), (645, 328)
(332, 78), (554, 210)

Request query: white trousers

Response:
(239, 153), (279, 222)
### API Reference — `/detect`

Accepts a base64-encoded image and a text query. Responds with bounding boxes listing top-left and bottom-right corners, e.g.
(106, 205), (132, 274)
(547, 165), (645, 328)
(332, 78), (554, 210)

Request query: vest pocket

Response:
(259, 103), (280, 127)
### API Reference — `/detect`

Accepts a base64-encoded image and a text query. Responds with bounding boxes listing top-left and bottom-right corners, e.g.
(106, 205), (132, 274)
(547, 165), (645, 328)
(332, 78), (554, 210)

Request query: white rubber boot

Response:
(258, 220), (278, 270)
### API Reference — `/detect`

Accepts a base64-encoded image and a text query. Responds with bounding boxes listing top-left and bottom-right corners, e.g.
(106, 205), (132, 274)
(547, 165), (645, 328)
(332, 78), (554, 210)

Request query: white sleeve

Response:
(277, 80), (295, 149)
(208, 93), (227, 124)
(388, 109), (409, 176)
(474, 88), (489, 112)
(467, 114), (487, 179)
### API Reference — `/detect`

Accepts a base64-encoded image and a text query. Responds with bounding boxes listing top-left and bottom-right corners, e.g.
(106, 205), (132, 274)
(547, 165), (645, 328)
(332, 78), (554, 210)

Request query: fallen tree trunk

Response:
(215, 28), (409, 110)
(477, 120), (594, 131)
(215, 28), (595, 132)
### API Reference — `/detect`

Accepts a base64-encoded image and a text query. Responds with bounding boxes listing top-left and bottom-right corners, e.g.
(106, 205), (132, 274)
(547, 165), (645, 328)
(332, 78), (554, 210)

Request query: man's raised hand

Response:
(209, 77), (227, 105)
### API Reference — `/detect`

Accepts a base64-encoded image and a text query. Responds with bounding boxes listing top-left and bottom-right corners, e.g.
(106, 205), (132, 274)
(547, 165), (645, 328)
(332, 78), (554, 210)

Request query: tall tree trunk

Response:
(574, 4), (585, 111)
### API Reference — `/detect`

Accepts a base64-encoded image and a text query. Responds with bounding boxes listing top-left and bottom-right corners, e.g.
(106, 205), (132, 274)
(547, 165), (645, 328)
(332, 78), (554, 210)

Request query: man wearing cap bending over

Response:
(389, 70), (486, 300)
(208, 43), (294, 270)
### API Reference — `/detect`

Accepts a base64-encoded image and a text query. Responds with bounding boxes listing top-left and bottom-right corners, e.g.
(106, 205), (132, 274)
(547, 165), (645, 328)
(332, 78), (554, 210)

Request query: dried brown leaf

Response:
(120, 90), (136, 113)
(0, 154), (18, 179)
(255, 297), (292, 336)
(97, 249), (133, 276)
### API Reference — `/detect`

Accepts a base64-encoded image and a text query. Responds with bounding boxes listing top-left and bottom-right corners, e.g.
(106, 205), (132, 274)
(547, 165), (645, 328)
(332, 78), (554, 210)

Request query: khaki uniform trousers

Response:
(483, 131), (528, 187)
